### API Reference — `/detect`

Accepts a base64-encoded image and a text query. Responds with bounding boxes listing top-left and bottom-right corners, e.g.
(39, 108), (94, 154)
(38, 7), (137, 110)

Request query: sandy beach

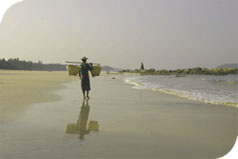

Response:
(0, 71), (237, 159)
(0, 70), (74, 122)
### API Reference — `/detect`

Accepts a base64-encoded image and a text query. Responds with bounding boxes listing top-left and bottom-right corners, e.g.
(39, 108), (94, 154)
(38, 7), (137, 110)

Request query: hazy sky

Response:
(0, 0), (237, 69)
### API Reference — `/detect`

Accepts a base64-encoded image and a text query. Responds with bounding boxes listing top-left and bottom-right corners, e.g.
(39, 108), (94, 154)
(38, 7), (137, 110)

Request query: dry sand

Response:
(0, 70), (74, 122)
(0, 72), (237, 159)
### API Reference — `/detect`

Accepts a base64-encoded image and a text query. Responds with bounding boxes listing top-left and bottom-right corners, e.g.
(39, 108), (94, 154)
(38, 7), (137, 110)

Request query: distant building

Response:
(140, 62), (145, 70)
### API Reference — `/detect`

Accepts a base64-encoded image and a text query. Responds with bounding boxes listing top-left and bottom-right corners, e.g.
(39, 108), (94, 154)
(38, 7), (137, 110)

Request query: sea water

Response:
(125, 74), (238, 107)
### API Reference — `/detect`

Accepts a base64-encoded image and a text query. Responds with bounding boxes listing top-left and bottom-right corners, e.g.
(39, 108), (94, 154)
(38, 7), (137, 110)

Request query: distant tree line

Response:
(120, 62), (238, 75)
(0, 58), (66, 71)
(121, 67), (238, 76)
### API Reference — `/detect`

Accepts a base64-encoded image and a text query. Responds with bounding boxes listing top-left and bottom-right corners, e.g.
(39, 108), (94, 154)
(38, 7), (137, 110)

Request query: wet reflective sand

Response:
(0, 72), (237, 159)
(66, 99), (99, 139)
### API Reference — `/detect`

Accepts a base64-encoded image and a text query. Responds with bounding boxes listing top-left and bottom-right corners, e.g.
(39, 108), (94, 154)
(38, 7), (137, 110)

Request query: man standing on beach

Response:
(79, 57), (93, 99)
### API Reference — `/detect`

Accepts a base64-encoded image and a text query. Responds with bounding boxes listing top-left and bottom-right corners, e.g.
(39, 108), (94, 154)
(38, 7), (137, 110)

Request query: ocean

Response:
(124, 74), (238, 107)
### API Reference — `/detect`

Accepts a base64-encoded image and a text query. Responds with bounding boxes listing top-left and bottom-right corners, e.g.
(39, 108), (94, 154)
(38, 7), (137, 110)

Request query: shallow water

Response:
(125, 74), (238, 107)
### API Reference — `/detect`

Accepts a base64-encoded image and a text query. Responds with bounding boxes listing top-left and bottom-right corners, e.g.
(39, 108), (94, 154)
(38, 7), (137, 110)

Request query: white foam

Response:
(124, 75), (238, 107)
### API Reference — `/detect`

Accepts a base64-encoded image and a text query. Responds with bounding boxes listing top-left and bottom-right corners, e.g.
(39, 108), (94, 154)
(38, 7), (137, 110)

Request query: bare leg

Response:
(82, 90), (86, 99)
(86, 90), (90, 99)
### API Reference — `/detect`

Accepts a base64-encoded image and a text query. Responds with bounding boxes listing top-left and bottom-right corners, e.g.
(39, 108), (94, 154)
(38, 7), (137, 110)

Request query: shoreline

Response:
(0, 72), (237, 159)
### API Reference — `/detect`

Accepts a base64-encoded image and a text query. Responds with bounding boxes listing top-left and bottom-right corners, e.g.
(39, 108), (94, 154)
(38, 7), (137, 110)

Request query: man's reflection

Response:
(66, 99), (99, 140)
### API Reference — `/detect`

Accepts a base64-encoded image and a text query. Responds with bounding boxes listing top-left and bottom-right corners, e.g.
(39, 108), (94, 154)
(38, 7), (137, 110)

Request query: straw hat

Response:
(81, 56), (88, 60)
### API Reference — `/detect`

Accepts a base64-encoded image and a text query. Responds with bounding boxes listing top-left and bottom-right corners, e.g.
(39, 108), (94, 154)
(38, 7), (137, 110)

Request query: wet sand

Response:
(0, 73), (237, 159)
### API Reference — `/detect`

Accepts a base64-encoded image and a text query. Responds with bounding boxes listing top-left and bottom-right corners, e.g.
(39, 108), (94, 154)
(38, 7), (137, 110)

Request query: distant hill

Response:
(217, 63), (238, 68)
(102, 65), (122, 72)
